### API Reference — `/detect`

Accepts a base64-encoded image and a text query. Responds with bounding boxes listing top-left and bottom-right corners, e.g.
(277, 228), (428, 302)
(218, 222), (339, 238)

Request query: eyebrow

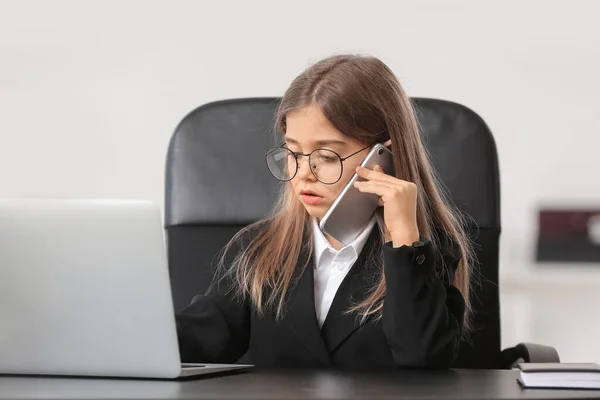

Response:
(284, 137), (347, 147)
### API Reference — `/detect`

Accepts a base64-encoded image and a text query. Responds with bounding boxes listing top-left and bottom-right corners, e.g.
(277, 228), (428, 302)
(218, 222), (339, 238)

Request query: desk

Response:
(1, 369), (599, 399)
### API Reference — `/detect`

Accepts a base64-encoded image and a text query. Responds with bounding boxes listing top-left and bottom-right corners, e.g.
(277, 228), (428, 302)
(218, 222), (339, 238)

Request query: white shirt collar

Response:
(312, 217), (377, 269)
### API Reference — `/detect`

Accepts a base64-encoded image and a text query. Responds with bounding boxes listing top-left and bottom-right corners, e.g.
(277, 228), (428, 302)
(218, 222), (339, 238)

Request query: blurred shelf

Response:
(500, 262), (600, 291)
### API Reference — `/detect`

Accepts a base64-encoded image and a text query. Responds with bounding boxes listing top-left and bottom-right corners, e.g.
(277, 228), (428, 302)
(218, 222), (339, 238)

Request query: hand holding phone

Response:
(353, 164), (420, 247)
(319, 143), (395, 246)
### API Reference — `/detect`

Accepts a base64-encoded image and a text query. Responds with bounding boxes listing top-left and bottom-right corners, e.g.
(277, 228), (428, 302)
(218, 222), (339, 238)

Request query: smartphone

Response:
(319, 143), (395, 246)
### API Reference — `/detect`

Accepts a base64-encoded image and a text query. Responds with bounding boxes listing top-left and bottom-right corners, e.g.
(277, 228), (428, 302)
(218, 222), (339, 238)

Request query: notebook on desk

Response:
(0, 198), (253, 379)
(517, 363), (600, 389)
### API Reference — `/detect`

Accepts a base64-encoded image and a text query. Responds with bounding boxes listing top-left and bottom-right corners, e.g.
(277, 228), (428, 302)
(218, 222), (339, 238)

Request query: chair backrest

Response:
(164, 97), (501, 368)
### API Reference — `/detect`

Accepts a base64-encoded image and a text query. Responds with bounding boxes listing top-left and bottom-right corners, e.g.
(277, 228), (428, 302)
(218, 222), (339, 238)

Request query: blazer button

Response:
(416, 254), (426, 265)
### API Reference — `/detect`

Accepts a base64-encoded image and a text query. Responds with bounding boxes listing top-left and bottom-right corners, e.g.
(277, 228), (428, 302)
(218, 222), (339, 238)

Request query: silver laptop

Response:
(0, 198), (252, 379)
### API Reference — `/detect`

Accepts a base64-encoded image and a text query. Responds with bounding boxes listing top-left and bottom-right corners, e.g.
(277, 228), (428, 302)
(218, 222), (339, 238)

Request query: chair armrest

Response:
(501, 342), (560, 369)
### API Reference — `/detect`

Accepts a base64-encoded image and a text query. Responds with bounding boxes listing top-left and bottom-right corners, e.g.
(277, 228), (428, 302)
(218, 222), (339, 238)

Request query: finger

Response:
(356, 180), (396, 193)
(355, 165), (399, 185)
(372, 165), (391, 184)
(356, 166), (415, 189)
(353, 180), (395, 200)
(383, 139), (392, 148)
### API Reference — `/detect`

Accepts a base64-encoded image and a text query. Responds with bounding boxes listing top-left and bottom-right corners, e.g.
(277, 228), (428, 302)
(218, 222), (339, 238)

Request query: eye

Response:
(312, 149), (339, 164)
(313, 154), (335, 163)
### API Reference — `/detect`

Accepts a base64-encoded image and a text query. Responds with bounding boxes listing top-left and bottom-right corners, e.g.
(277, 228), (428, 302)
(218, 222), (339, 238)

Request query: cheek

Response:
(287, 159), (296, 178)
(289, 179), (300, 193)
(342, 161), (360, 184)
(327, 164), (358, 198)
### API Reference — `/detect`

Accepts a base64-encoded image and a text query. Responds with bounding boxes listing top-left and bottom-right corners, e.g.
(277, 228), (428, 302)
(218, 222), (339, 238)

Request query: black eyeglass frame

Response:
(265, 144), (371, 185)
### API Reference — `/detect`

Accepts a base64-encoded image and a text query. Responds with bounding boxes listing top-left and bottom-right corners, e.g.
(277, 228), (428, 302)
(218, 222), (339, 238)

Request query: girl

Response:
(176, 54), (473, 369)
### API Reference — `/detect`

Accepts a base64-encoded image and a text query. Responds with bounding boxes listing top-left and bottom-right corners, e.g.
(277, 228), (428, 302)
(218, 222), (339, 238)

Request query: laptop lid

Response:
(0, 199), (182, 378)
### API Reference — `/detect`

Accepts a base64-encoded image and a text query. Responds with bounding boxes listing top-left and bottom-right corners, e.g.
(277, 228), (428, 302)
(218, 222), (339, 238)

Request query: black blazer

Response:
(176, 224), (465, 370)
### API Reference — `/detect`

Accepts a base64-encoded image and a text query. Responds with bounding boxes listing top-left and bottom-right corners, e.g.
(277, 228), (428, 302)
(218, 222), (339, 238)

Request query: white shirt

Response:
(312, 217), (376, 328)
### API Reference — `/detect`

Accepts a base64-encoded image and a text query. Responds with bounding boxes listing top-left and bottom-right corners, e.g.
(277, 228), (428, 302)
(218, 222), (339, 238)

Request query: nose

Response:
(296, 156), (316, 181)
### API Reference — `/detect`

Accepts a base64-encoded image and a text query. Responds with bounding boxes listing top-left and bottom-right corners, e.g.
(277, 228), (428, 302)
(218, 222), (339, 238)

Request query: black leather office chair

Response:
(164, 97), (559, 369)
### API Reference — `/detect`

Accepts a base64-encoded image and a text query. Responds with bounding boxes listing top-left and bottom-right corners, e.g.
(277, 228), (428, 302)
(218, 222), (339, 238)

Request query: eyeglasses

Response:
(265, 145), (370, 185)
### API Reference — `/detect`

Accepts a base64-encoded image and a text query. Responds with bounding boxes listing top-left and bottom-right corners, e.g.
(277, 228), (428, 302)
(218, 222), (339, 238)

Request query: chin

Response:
(302, 204), (328, 220)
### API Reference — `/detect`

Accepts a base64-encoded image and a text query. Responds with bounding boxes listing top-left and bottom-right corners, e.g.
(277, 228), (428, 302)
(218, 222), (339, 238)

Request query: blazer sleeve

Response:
(175, 237), (251, 364)
(381, 237), (465, 369)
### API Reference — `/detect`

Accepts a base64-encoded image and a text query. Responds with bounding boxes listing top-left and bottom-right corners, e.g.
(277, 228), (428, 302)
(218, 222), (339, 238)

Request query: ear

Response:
(383, 139), (392, 148)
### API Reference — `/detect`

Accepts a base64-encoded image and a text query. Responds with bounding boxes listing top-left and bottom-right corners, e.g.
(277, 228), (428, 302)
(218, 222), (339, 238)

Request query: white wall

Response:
(2, 0), (600, 360)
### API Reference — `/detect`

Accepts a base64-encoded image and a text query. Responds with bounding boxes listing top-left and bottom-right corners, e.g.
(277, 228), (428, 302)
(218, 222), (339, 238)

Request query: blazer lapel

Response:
(320, 230), (382, 353)
(285, 246), (332, 366)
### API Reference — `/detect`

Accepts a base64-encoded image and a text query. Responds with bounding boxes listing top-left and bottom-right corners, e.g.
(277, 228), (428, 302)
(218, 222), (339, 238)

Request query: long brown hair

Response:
(217, 54), (474, 330)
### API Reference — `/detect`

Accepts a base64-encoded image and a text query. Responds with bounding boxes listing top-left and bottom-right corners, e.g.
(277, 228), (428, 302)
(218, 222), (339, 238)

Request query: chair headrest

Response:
(165, 97), (500, 230)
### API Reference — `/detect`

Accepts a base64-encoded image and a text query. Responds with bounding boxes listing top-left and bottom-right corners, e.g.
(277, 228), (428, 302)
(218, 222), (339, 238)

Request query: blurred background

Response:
(1, 0), (599, 363)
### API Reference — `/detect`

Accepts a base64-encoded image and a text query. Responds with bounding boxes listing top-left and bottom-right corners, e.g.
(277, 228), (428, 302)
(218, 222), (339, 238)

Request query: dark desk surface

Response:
(1, 369), (600, 400)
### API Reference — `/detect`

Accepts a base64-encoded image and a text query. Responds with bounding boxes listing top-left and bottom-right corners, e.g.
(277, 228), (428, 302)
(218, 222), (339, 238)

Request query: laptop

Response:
(0, 198), (253, 379)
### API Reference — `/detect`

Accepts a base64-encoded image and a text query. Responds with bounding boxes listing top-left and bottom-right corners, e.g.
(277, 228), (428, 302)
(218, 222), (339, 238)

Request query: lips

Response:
(300, 190), (320, 196)
(300, 190), (324, 205)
